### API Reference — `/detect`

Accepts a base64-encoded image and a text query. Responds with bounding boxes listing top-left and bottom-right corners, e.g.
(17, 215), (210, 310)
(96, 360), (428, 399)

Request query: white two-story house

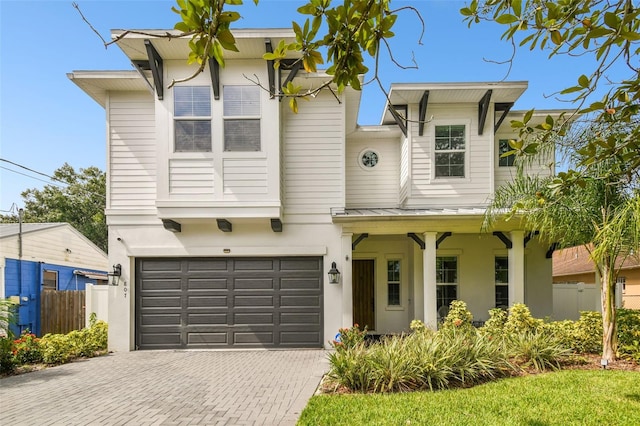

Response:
(69, 28), (559, 351)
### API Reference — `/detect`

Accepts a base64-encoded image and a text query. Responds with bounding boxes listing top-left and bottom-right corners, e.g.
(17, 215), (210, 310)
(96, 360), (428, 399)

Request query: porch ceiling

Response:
(332, 207), (525, 234)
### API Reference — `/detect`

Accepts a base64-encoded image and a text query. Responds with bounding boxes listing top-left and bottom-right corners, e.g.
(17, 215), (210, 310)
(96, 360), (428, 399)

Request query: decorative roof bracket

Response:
(524, 231), (539, 247)
(418, 91), (429, 136)
(144, 40), (164, 100)
(352, 233), (369, 250)
(131, 60), (156, 94)
(478, 90), (492, 135)
(265, 39), (276, 99)
(208, 58), (220, 100)
(492, 231), (513, 249)
(436, 232), (452, 249)
(388, 104), (407, 136)
(546, 242), (559, 259)
(407, 233), (425, 250)
(494, 102), (514, 133)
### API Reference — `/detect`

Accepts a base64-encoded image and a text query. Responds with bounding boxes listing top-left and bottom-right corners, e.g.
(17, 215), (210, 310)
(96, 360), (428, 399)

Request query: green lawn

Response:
(298, 370), (640, 425)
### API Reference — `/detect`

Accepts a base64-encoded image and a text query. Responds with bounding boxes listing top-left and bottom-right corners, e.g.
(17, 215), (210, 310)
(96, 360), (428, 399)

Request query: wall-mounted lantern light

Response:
(328, 262), (341, 284)
(108, 264), (122, 286)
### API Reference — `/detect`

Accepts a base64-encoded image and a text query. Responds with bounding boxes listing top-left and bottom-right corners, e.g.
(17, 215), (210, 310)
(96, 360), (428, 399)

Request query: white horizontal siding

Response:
(223, 158), (267, 195)
(169, 158), (215, 195)
(1, 226), (107, 270)
(407, 104), (492, 207)
(108, 92), (156, 209)
(283, 91), (344, 215)
(346, 138), (400, 208)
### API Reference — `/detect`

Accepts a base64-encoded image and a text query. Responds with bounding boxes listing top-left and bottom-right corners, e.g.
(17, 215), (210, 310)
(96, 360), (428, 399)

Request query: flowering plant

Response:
(331, 324), (367, 351)
(13, 330), (43, 364)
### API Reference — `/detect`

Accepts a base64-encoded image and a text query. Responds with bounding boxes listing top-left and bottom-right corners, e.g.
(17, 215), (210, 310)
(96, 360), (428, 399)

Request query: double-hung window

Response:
(435, 125), (465, 178)
(436, 256), (458, 317)
(43, 270), (58, 291)
(223, 85), (261, 152)
(174, 86), (212, 152)
(494, 256), (509, 308)
(387, 260), (401, 306)
(498, 139), (515, 167)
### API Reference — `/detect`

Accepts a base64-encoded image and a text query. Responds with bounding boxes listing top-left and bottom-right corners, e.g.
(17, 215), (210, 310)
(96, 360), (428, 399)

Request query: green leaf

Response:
(496, 14), (518, 24)
(550, 30), (563, 45)
(604, 12), (620, 29)
(289, 97), (298, 114)
(578, 74), (590, 88)
(523, 109), (534, 124)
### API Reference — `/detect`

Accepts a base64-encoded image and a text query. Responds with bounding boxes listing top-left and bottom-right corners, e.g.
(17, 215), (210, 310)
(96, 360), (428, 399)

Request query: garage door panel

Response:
(279, 312), (320, 325)
(233, 259), (274, 271)
(141, 278), (182, 291)
(234, 278), (274, 290)
(234, 295), (274, 307)
(281, 295), (321, 307)
(188, 313), (228, 325)
(187, 278), (228, 290)
(141, 313), (181, 326)
(186, 260), (228, 271)
(280, 277), (321, 290)
(187, 295), (228, 307)
(234, 331), (274, 345)
(141, 296), (182, 308)
(280, 258), (321, 271)
(187, 332), (227, 345)
(234, 312), (274, 325)
(141, 260), (182, 272)
(136, 257), (323, 349)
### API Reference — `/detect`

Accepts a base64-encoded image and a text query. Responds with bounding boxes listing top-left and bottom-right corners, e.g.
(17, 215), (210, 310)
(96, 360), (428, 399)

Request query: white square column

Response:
(508, 230), (525, 305)
(423, 232), (438, 329)
(341, 232), (353, 328)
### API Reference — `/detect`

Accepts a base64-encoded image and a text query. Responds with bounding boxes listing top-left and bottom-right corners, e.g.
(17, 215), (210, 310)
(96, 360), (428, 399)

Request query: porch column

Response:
(423, 232), (438, 329)
(341, 232), (353, 327)
(509, 230), (525, 305)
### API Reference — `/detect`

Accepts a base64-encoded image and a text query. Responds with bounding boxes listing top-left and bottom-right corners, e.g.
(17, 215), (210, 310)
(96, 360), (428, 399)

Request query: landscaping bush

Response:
(441, 300), (474, 331)
(504, 304), (542, 335)
(40, 333), (73, 365)
(507, 331), (572, 371)
(326, 343), (374, 392)
(0, 336), (16, 375)
(12, 331), (43, 364)
(481, 307), (508, 338)
(617, 308), (640, 362)
(332, 324), (367, 351)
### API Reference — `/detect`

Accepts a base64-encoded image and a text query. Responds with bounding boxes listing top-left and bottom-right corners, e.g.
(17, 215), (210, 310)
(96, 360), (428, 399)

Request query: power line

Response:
(0, 165), (67, 188)
(0, 158), (106, 200)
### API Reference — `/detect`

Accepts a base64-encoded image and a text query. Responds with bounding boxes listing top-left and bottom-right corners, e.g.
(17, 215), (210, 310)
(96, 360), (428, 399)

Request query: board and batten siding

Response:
(108, 92), (157, 209)
(282, 91), (344, 217)
(406, 104), (492, 208)
(346, 138), (400, 208)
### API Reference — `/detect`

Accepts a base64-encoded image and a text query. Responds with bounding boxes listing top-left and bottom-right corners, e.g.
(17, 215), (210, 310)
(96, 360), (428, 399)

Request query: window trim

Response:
(494, 256), (509, 308)
(436, 256), (458, 318)
(172, 85), (212, 154)
(222, 85), (262, 153)
(386, 259), (401, 307)
(43, 269), (58, 291)
(431, 120), (470, 181)
(498, 139), (515, 167)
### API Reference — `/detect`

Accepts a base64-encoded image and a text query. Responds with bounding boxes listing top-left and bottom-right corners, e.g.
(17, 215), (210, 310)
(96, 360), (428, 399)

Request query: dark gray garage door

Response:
(135, 257), (323, 349)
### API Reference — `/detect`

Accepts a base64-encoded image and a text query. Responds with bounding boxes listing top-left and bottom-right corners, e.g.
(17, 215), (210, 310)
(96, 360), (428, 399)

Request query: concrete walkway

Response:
(0, 350), (328, 425)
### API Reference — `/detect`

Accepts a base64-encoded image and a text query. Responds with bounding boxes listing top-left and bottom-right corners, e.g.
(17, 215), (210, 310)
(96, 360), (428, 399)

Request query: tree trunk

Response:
(600, 260), (617, 362)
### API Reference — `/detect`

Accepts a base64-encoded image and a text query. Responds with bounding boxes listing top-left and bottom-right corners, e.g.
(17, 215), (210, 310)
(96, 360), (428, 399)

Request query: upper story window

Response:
(174, 86), (212, 152)
(435, 125), (465, 178)
(223, 86), (261, 152)
(498, 139), (515, 167)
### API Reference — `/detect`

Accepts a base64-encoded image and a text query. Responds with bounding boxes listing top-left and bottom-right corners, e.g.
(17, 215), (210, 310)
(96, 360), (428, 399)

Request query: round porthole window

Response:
(360, 150), (379, 168)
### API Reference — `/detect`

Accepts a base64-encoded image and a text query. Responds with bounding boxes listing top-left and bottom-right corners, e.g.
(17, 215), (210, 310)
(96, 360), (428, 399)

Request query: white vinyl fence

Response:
(85, 283), (109, 327)
(552, 282), (625, 320)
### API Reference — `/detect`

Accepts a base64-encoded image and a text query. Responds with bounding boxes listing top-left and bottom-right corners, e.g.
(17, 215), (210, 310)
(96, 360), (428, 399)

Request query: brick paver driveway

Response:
(0, 350), (328, 425)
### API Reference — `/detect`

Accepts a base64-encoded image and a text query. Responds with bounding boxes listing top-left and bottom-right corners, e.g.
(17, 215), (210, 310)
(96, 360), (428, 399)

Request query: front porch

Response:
(334, 211), (553, 334)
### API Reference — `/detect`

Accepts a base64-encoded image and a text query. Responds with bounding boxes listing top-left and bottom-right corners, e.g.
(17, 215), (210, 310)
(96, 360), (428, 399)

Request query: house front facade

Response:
(69, 29), (560, 351)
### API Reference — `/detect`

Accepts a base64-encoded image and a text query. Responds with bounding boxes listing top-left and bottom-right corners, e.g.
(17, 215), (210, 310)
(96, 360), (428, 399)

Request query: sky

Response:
(0, 0), (630, 214)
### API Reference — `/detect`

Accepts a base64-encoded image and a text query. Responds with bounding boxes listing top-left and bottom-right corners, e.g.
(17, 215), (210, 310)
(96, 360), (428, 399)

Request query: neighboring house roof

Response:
(0, 223), (66, 238)
(553, 245), (640, 277)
